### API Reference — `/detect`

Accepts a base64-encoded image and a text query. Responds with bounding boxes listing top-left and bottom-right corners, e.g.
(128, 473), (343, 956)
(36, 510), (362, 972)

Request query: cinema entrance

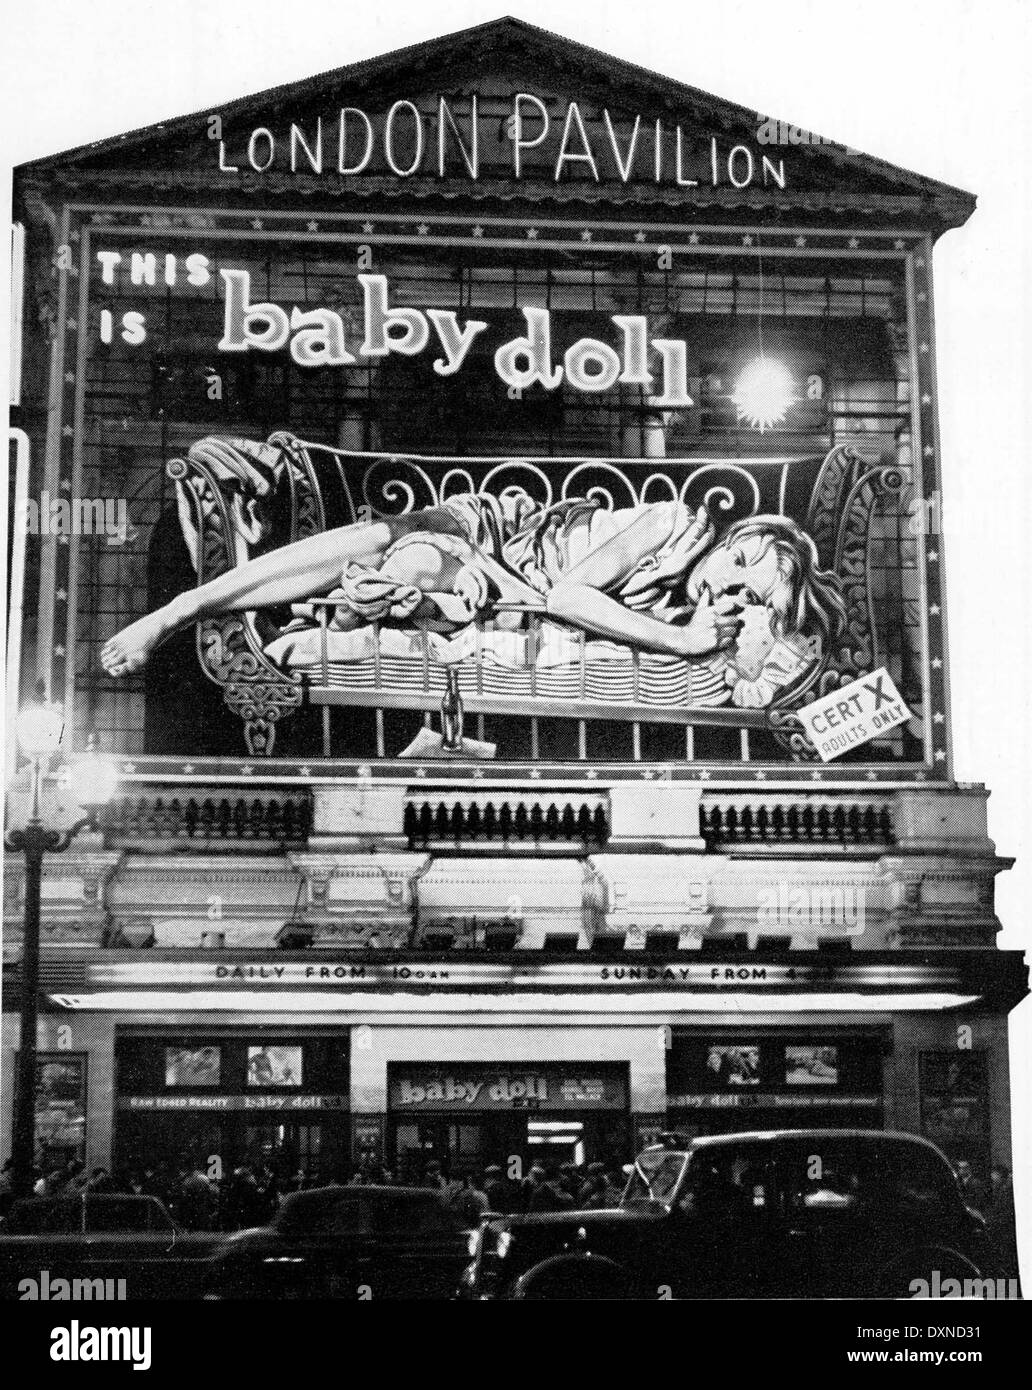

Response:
(386, 1063), (631, 1182)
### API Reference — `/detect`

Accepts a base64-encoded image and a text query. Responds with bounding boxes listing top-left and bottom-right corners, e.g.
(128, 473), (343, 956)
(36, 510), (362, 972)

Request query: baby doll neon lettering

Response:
(217, 269), (693, 407)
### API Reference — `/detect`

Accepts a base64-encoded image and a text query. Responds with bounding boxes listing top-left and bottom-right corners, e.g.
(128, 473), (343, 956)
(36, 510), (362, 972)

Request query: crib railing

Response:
(305, 596), (771, 761)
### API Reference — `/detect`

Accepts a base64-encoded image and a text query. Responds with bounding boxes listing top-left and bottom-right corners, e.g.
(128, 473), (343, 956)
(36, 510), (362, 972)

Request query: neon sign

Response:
(216, 270), (694, 406)
(210, 93), (787, 190)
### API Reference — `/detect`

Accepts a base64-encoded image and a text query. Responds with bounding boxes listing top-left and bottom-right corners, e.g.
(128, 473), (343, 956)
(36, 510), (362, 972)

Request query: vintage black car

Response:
(204, 1184), (472, 1299)
(460, 1130), (1006, 1300)
(0, 1194), (218, 1300)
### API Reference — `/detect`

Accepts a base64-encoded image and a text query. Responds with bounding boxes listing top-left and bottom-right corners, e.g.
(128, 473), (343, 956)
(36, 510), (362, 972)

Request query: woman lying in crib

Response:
(102, 440), (846, 708)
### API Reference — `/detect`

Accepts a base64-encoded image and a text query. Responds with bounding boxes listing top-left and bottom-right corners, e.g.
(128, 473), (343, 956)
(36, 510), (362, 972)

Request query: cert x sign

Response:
(797, 668), (912, 762)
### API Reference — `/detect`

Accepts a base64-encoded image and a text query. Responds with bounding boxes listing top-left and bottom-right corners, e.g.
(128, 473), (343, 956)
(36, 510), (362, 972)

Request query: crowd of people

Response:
(1, 1150), (1017, 1271)
(1, 1150), (630, 1229)
(0, 1155), (289, 1231)
(407, 1158), (627, 1219)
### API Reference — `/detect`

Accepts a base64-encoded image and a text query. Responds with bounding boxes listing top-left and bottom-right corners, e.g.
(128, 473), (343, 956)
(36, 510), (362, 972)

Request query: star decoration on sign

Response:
(634, 231), (646, 243)
(530, 768), (542, 779)
(929, 604), (940, 616)
(934, 750), (947, 763)
(754, 770), (767, 780)
(251, 220), (263, 231)
(122, 763), (137, 774)
(924, 445), (934, 457)
(810, 770), (823, 780)
(916, 770), (928, 781)
(894, 239), (906, 250)
(921, 393), (931, 405)
(931, 657), (943, 669)
(580, 229), (593, 241)
(794, 236), (806, 248)
(240, 764), (254, 775)
(362, 222), (374, 234)
(69, 229), (80, 242)
(699, 769), (711, 780)
(866, 771), (878, 781)
(54, 644), (65, 656)
(415, 767), (427, 777)
(526, 227), (539, 239)
(65, 372), (75, 384)
(297, 766), (311, 777)
(927, 550), (938, 562)
(933, 712), (945, 724)
(473, 767), (484, 779)
(848, 237), (860, 249)
(917, 291), (927, 303)
(58, 535), (69, 546)
(915, 257), (925, 268)
(471, 225), (484, 237)
(586, 769), (598, 779)
(919, 342), (929, 354)
(56, 588), (67, 601)
(66, 318), (77, 331)
(60, 478), (72, 491)
(306, 221), (319, 233)
(62, 425), (73, 437)
(742, 235), (754, 247)
(416, 224), (429, 236)
(688, 232), (700, 245)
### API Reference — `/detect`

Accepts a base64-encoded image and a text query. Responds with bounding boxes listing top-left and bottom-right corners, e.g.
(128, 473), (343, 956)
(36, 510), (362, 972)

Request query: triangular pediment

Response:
(16, 17), (974, 227)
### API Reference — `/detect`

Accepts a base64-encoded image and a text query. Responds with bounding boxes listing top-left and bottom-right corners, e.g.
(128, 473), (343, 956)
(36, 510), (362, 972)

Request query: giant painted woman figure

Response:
(102, 437), (846, 708)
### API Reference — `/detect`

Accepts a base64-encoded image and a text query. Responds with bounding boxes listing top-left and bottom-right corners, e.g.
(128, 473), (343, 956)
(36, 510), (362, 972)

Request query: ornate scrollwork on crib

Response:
(224, 679), (305, 758)
(270, 430), (326, 541)
(766, 459), (905, 760)
(168, 445), (303, 757)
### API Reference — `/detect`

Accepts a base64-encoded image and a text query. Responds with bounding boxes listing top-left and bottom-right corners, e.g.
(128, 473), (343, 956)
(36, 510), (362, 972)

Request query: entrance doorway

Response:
(527, 1119), (586, 1167)
(386, 1061), (631, 1185)
(390, 1111), (627, 1183)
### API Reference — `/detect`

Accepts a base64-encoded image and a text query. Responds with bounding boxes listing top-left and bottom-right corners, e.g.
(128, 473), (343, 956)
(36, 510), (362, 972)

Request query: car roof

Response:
(9, 1192), (154, 1212)
(276, 1184), (442, 1215)
(650, 1129), (947, 1151)
(285, 1184), (439, 1200)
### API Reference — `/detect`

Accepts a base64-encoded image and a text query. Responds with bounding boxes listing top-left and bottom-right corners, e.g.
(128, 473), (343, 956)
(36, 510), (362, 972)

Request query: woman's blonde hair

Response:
(697, 514), (847, 651)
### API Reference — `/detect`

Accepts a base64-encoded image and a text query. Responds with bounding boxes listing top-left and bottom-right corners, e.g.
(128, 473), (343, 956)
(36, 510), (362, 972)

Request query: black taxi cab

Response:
(460, 1130), (1005, 1300)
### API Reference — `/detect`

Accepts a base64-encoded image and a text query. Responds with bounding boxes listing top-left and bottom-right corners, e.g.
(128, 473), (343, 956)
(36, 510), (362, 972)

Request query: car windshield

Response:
(621, 1151), (687, 1207)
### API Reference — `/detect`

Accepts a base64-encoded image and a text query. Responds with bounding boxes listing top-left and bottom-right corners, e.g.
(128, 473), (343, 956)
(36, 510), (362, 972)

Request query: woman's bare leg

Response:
(102, 519), (395, 675)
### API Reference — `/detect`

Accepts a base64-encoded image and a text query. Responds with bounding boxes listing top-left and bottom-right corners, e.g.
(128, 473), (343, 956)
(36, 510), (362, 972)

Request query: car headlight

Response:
(467, 1230), (481, 1258)
(495, 1230), (512, 1259)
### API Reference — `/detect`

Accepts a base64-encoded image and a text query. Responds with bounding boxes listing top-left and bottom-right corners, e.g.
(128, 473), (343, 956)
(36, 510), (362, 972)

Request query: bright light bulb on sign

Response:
(69, 752), (119, 809)
(16, 700), (65, 760)
(731, 357), (797, 433)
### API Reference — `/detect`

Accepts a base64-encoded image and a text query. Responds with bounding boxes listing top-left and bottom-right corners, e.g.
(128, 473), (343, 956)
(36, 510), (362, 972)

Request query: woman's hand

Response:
(677, 587), (745, 656)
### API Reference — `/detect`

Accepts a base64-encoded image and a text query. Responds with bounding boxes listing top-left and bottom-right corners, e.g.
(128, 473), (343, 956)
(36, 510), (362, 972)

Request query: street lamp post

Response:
(5, 703), (117, 1200)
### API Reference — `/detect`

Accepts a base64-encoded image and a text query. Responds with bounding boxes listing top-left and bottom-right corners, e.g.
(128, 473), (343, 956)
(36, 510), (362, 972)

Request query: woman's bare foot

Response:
(101, 612), (172, 676)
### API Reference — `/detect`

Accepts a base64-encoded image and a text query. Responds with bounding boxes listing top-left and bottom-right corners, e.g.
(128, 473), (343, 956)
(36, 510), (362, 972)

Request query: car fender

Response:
(874, 1244), (984, 1299)
(509, 1250), (632, 1301)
